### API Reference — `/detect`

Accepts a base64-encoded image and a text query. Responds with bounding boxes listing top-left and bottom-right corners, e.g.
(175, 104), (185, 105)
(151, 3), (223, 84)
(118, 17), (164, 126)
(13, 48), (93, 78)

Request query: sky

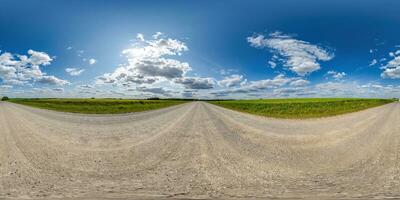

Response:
(1, 0), (400, 99)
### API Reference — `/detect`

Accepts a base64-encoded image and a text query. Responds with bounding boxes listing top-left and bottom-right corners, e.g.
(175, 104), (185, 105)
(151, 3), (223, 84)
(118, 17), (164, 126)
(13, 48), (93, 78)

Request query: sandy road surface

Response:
(0, 101), (399, 199)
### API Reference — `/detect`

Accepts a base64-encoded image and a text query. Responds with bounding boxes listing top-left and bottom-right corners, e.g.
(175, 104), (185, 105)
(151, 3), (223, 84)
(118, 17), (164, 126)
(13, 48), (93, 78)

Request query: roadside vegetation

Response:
(9, 98), (188, 114)
(1, 96), (9, 101)
(210, 98), (396, 119)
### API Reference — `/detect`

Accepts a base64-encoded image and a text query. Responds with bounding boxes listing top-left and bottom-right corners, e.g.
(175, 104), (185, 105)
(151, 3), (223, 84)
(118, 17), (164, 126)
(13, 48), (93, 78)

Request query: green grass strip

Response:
(9, 98), (188, 114)
(209, 98), (396, 119)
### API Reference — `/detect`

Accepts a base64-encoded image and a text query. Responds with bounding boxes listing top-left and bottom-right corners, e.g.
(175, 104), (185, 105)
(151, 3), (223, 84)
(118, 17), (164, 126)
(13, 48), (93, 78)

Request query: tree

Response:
(1, 96), (9, 101)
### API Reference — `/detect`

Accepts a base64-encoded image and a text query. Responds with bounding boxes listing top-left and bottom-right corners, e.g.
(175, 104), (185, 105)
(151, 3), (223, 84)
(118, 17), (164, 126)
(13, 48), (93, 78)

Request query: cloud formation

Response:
(218, 74), (244, 87)
(175, 77), (215, 89)
(97, 33), (191, 87)
(88, 58), (96, 65)
(0, 50), (69, 86)
(327, 71), (346, 80)
(65, 67), (85, 76)
(381, 56), (400, 79)
(247, 32), (334, 76)
(211, 74), (293, 96)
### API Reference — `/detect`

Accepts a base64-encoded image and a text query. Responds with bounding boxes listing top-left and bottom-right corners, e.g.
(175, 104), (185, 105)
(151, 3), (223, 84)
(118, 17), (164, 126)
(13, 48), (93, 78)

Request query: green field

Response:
(210, 98), (396, 119)
(9, 98), (188, 114)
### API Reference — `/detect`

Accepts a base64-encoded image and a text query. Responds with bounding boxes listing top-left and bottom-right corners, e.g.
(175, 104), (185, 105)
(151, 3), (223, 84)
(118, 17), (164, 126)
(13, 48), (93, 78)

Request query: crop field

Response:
(210, 98), (396, 119)
(9, 98), (188, 114)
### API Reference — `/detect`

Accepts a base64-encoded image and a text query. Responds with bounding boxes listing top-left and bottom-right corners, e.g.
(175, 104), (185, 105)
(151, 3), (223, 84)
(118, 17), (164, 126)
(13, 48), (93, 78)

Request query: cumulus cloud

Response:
(65, 67), (85, 76)
(181, 90), (197, 98)
(268, 61), (277, 68)
(381, 56), (400, 79)
(0, 85), (12, 89)
(27, 49), (53, 66)
(52, 88), (64, 92)
(174, 77), (215, 89)
(77, 50), (84, 57)
(211, 74), (293, 96)
(96, 66), (159, 86)
(79, 84), (94, 89)
(290, 79), (310, 86)
(0, 50), (69, 86)
(314, 82), (362, 96)
(88, 58), (97, 65)
(136, 86), (172, 96)
(327, 71), (346, 80)
(0, 85), (13, 93)
(218, 74), (243, 87)
(247, 32), (334, 76)
(219, 68), (238, 75)
(97, 33), (190, 87)
(133, 58), (190, 79)
(37, 75), (69, 85)
(369, 59), (377, 66)
(273, 87), (309, 96)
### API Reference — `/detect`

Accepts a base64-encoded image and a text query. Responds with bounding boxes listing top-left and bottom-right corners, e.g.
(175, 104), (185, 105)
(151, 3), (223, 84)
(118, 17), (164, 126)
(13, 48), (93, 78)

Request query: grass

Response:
(209, 98), (397, 119)
(9, 98), (188, 114)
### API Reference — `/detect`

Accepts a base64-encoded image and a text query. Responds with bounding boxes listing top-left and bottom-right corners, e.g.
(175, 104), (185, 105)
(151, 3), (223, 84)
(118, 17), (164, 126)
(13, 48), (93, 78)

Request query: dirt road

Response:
(1, 101), (399, 199)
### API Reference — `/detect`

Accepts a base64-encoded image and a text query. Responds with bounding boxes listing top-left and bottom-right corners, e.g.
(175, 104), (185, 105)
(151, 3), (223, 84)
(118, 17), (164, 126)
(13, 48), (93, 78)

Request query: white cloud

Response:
(37, 75), (69, 86)
(247, 32), (334, 76)
(268, 61), (277, 68)
(218, 74), (243, 87)
(52, 88), (64, 92)
(244, 74), (292, 89)
(219, 68), (238, 75)
(152, 32), (163, 39)
(97, 33), (190, 87)
(381, 56), (400, 79)
(273, 87), (309, 96)
(0, 50), (68, 86)
(65, 67), (85, 76)
(381, 67), (400, 79)
(369, 59), (377, 66)
(96, 66), (158, 85)
(327, 70), (346, 80)
(136, 86), (172, 96)
(0, 85), (13, 92)
(27, 49), (53, 66)
(136, 33), (145, 41)
(79, 84), (94, 89)
(133, 58), (190, 79)
(77, 50), (84, 57)
(174, 77), (215, 89)
(211, 74), (293, 97)
(66, 46), (73, 50)
(315, 82), (357, 95)
(290, 79), (310, 86)
(88, 58), (96, 65)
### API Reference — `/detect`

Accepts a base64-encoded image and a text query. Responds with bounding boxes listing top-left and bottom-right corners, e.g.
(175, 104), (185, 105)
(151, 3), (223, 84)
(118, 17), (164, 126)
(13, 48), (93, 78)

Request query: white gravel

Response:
(0, 101), (399, 199)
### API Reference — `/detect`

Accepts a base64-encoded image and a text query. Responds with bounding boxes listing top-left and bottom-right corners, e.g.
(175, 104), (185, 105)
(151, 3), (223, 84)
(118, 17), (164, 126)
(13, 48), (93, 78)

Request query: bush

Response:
(1, 96), (9, 101)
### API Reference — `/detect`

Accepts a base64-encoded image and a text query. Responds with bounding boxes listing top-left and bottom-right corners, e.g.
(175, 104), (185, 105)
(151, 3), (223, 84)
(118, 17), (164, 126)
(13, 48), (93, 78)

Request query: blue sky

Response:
(1, 0), (400, 99)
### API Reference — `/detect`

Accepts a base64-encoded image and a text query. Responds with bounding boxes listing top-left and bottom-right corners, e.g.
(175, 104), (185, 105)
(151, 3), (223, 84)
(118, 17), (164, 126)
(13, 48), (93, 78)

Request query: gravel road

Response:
(1, 101), (399, 199)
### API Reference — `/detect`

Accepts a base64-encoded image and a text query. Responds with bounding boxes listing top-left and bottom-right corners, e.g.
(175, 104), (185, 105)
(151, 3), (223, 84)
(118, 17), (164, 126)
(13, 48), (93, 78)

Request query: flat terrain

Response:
(9, 98), (187, 114)
(1, 101), (399, 199)
(210, 98), (396, 118)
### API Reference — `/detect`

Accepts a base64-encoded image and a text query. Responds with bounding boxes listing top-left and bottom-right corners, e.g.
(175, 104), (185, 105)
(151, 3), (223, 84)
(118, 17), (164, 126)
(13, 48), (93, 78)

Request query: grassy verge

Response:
(209, 98), (396, 119)
(9, 98), (189, 114)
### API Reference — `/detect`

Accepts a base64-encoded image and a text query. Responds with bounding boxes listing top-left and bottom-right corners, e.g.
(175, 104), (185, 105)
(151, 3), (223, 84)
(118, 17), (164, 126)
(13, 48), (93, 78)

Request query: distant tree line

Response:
(1, 96), (9, 101)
